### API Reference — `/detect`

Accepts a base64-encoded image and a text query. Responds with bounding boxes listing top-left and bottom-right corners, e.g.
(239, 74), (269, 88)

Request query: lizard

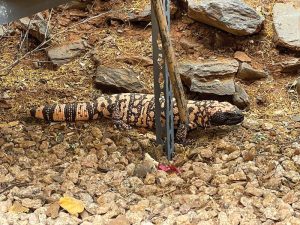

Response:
(30, 93), (244, 142)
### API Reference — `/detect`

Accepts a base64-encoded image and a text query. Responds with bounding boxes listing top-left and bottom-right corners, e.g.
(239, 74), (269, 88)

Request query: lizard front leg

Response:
(112, 102), (132, 130)
(175, 122), (196, 145)
(175, 122), (189, 144)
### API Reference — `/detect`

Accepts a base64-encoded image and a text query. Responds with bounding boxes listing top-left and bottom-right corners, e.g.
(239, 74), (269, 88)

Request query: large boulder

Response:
(178, 59), (239, 96)
(187, 0), (264, 36)
(93, 66), (147, 93)
(273, 3), (300, 51)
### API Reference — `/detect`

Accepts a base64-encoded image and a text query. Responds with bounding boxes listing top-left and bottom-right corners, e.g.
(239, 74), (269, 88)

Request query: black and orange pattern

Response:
(30, 93), (244, 130)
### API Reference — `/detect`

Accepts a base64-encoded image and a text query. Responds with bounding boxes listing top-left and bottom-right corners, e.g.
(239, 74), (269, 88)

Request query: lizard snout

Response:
(210, 110), (244, 126)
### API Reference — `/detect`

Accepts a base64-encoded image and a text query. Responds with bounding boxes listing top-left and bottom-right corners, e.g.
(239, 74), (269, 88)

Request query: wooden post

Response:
(151, 0), (188, 127)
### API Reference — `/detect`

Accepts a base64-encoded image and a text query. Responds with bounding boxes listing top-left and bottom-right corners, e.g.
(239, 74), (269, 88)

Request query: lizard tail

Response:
(30, 102), (99, 122)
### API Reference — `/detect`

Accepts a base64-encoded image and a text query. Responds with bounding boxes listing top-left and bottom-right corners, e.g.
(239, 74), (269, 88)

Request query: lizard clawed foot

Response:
(175, 138), (195, 146)
(113, 121), (132, 131)
(112, 101), (132, 131)
(175, 122), (191, 145)
(175, 122), (195, 146)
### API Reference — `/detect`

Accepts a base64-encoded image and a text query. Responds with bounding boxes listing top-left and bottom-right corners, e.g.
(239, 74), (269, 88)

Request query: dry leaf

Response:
(9, 201), (29, 213)
(59, 196), (84, 216)
(46, 202), (60, 219)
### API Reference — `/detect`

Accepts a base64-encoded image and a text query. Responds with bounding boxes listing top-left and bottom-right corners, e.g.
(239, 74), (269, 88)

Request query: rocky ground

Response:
(0, 0), (300, 224)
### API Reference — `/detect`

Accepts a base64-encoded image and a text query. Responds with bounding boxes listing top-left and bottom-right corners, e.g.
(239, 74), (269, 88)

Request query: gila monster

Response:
(30, 93), (244, 142)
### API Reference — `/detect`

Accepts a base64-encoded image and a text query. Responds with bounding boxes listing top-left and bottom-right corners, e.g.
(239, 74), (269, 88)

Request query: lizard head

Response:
(204, 101), (244, 126)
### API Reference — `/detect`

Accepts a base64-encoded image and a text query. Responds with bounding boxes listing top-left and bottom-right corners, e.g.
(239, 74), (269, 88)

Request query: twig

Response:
(19, 18), (32, 51)
(0, 182), (30, 195)
(157, 187), (176, 196)
(45, 9), (53, 40)
(0, 9), (123, 76)
(26, 59), (52, 63)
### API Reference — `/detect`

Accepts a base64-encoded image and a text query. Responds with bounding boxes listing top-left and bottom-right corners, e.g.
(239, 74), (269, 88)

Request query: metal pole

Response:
(151, 0), (174, 160)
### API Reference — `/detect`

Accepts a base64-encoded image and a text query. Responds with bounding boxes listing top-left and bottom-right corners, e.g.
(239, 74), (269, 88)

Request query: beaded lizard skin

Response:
(30, 93), (244, 142)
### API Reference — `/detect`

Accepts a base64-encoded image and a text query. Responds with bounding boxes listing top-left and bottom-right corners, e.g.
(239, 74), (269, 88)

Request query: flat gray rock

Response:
(127, 4), (152, 22)
(116, 55), (153, 67)
(47, 40), (86, 66)
(109, 3), (177, 23)
(280, 58), (300, 73)
(178, 59), (239, 95)
(18, 16), (50, 42)
(189, 78), (236, 96)
(237, 62), (268, 81)
(62, 0), (91, 10)
(0, 25), (7, 36)
(94, 66), (147, 93)
(297, 78), (300, 95)
(233, 83), (250, 109)
(291, 114), (300, 122)
(187, 0), (264, 36)
(273, 3), (300, 51)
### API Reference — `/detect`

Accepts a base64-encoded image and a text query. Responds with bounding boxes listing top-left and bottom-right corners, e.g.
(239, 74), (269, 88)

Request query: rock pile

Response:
(28, 0), (300, 101)
(178, 55), (268, 109)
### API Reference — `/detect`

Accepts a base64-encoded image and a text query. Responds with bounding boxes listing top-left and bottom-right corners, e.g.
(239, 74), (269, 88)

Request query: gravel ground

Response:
(0, 105), (300, 224)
